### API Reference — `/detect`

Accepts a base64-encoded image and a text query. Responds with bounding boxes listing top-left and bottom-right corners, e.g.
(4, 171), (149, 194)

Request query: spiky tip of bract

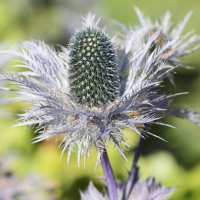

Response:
(69, 26), (119, 107)
(145, 29), (171, 54)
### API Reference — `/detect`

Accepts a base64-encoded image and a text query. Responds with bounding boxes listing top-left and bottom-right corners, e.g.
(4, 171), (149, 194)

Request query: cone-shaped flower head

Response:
(69, 27), (118, 107)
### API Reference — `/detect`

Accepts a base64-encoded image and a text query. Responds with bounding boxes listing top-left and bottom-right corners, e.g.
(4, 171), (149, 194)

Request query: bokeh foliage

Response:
(0, 0), (200, 199)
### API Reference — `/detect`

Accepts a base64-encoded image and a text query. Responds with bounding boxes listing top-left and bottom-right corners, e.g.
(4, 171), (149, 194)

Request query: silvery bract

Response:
(80, 177), (175, 200)
(0, 41), (12, 116)
(80, 164), (175, 200)
(0, 10), (199, 166)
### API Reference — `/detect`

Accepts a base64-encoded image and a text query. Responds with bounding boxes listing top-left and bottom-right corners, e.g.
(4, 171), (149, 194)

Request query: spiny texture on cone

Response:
(68, 27), (119, 107)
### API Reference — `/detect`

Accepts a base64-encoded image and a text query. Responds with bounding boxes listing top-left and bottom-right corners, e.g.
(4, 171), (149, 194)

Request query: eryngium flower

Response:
(80, 177), (175, 200)
(0, 154), (57, 200)
(0, 12), (199, 165)
(133, 7), (200, 66)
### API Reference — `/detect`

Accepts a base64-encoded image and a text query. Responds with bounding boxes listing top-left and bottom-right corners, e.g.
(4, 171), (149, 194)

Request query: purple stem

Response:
(101, 149), (117, 200)
(132, 134), (144, 169)
(122, 134), (144, 200)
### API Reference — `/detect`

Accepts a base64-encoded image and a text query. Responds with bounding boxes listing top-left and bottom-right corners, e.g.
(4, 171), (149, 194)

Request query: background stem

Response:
(132, 134), (144, 169)
(122, 134), (144, 200)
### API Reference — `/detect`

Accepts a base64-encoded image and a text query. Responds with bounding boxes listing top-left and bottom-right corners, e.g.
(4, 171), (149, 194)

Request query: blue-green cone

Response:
(68, 27), (119, 107)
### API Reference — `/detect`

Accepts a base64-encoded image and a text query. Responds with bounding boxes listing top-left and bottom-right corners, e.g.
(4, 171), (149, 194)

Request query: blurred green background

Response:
(0, 0), (200, 199)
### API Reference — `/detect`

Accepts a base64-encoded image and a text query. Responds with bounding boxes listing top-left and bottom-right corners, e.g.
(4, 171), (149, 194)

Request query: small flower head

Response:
(0, 154), (57, 199)
(134, 7), (200, 66)
(80, 177), (175, 200)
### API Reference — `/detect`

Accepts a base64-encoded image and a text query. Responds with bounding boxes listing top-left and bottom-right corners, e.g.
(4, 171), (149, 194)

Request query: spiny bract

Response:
(80, 177), (175, 200)
(134, 7), (200, 66)
(69, 27), (119, 107)
(144, 29), (170, 54)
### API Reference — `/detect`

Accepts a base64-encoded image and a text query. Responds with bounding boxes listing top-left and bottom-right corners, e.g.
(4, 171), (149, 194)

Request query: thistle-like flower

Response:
(80, 176), (175, 200)
(0, 154), (57, 200)
(0, 10), (200, 200)
(0, 11), (199, 165)
(133, 7), (200, 66)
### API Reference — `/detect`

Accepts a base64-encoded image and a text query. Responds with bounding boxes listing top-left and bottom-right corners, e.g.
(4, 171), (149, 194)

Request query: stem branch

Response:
(122, 134), (144, 200)
(132, 134), (144, 170)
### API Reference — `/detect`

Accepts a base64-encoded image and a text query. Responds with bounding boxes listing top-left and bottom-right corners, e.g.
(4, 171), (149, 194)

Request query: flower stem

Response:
(101, 149), (117, 200)
(122, 134), (144, 200)
(132, 134), (144, 169)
